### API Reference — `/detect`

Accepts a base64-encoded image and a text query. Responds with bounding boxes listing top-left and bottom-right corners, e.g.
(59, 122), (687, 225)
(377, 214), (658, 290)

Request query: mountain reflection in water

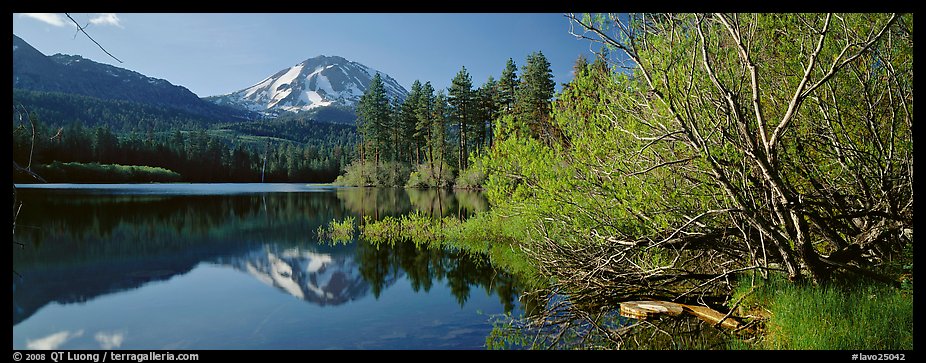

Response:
(13, 185), (519, 350)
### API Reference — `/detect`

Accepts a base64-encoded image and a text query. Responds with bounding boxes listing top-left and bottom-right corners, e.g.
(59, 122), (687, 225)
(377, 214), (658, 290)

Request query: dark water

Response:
(12, 184), (520, 350)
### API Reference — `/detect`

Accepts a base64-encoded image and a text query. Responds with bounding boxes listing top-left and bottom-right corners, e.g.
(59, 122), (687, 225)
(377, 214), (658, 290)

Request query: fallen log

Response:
(620, 301), (685, 320)
(620, 300), (742, 330)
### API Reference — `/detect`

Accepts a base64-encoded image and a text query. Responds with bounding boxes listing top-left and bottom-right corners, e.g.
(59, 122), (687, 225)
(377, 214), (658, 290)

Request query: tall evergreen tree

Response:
(356, 73), (391, 165)
(515, 51), (556, 142)
(416, 81), (436, 167)
(388, 97), (402, 162)
(476, 76), (500, 150)
(573, 54), (589, 75)
(498, 58), (519, 115)
(448, 66), (475, 170)
(432, 91), (449, 186)
(401, 80), (423, 163)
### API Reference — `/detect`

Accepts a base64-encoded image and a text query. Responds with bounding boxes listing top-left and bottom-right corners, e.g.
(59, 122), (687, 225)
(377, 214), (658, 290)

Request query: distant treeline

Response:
(31, 162), (182, 183)
(13, 117), (355, 183)
(13, 89), (226, 132)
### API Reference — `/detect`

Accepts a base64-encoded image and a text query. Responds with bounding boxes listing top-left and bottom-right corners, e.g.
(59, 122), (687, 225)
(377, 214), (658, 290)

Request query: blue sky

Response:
(13, 13), (600, 98)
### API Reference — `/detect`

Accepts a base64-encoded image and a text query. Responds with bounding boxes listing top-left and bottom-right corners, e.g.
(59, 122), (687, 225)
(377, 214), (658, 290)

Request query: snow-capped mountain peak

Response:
(207, 55), (408, 118)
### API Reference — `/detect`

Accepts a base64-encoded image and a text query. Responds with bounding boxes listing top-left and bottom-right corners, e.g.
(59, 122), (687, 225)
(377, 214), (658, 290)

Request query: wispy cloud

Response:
(95, 331), (125, 349)
(19, 13), (122, 29)
(25, 330), (85, 350)
(19, 13), (67, 27)
(90, 13), (122, 28)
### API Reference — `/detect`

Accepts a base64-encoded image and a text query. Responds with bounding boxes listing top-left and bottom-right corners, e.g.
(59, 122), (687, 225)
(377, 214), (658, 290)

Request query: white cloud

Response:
(90, 13), (122, 28)
(95, 331), (125, 349)
(25, 330), (85, 350)
(19, 13), (67, 27)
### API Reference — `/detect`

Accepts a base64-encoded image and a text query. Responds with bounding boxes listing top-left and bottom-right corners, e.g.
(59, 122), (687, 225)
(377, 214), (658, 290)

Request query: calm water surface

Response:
(12, 184), (521, 350)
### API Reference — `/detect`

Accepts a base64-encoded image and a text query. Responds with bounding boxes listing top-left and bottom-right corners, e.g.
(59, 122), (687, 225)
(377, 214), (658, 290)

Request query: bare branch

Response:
(65, 13), (123, 63)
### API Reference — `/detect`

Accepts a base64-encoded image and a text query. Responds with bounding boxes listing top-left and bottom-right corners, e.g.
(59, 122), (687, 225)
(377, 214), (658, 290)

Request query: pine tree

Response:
(573, 54), (589, 75)
(401, 80), (423, 163)
(356, 73), (391, 165)
(448, 66), (475, 170)
(476, 76), (500, 150)
(416, 81), (436, 167)
(515, 51), (556, 142)
(387, 97), (400, 162)
(498, 58), (519, 115)
(432, 91), (449, 187)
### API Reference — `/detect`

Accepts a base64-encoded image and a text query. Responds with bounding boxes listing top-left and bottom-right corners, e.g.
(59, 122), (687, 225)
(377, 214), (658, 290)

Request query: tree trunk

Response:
(459, 119), (467, 171)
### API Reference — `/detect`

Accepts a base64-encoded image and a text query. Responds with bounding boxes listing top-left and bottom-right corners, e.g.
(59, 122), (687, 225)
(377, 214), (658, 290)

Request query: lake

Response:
(12, 184), (523, 350)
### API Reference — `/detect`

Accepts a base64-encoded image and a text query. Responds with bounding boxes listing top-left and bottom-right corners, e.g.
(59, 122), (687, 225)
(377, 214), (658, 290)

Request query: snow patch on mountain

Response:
(206, 55), (408, 118)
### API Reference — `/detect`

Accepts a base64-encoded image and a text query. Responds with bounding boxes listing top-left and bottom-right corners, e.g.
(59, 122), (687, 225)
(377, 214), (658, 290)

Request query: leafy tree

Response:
(533, 13), (913, 286)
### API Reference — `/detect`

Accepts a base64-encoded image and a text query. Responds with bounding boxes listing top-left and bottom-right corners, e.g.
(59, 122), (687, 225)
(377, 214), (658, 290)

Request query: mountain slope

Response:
(12, 34), (253, 122)
(206, 55), (408, 120)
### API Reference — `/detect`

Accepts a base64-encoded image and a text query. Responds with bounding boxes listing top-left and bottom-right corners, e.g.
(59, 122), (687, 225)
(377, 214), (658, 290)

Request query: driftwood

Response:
(620, 300), (741, 330)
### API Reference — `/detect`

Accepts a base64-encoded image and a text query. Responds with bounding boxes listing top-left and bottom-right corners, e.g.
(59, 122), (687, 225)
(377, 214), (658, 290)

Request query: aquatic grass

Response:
(357, 210), (544, 287)
(359, 215), (403, 246)
(317, 216), (356, 245)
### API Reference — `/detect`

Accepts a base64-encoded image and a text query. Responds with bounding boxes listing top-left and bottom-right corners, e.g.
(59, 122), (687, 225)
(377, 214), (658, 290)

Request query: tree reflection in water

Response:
(13, 186), (519, 329)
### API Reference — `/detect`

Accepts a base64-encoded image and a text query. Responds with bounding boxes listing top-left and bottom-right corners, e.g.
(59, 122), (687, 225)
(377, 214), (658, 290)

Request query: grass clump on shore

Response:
(730, 273), (913, 350)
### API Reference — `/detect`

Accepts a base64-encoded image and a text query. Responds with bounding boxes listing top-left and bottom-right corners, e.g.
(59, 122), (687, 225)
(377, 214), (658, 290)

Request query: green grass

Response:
(730, 273), (913, 350)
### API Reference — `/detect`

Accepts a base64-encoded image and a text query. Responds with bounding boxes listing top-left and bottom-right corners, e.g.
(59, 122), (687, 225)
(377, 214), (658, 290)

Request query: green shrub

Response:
(454, 157), (486, 190)
(334, 160), (411, 187)
(405, 162), (455, 188)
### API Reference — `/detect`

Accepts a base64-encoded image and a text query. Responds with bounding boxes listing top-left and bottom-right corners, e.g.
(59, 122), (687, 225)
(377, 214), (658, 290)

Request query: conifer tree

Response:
(448, 67), (475, 170)
(432, 91), (449, 186)
(356, 73), (391, 165)
(515, 51), (556, 142)
(400, 80), (423, 163)
(475, 76), (500, 150)
(416, 81), (436, 167)
(498, 58), (519, 115)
